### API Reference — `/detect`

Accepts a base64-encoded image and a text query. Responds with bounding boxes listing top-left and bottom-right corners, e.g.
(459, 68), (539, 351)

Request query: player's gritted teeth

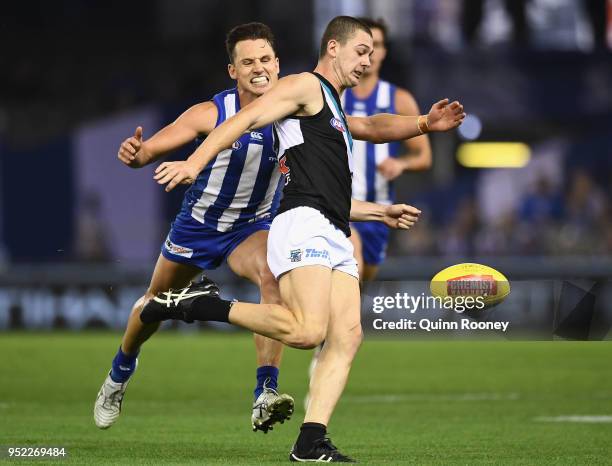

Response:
(250, 76), (269, 87)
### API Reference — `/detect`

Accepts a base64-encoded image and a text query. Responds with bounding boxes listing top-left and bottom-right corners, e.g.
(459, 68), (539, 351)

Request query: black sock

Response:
(188, 295), (233, 323)
(296, 422), (326, 453)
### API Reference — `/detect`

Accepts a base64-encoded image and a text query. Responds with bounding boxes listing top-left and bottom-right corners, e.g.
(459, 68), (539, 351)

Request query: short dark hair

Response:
(319, 16), (373, 59)
(225, 22), (276, 63)
(357, 17), (389, 44)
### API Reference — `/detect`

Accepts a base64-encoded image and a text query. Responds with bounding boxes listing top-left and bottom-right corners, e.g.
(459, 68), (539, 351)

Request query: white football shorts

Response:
(267, 206), (359, 280)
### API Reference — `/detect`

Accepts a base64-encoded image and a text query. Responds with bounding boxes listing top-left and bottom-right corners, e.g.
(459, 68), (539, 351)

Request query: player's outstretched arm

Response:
(350, 199), (421, 230)
(117, 102), (217, 169)
(347, 98), (465, 144)
(154, 73), (320, 192)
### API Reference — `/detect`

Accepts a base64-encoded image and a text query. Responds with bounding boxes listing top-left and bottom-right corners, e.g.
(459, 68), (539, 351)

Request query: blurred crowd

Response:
(2, 0), (609, 147)
(392, 169), (612, 257)
(2, 0), (610, 263)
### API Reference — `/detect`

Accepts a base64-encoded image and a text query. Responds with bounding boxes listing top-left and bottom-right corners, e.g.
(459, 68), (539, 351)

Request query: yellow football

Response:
(430, 263), (510, 308)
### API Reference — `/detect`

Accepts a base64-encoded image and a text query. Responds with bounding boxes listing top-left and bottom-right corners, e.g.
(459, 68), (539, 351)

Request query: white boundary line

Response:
(534, 415), (612, 423)
(343, 393), (520, 403)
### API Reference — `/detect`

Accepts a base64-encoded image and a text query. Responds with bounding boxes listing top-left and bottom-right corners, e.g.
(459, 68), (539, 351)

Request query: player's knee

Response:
(347, 325), (364, 354)
(129, 295), (146, 317)
(131, 294), (155, 321)
(328, 325), (363, 357)
(303, 329), (326, 349)
(286, 326), (326, 350)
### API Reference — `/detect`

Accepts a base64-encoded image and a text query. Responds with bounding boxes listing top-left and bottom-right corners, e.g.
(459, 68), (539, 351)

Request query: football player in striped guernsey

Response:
(94, 23), (294, 435)
(343, 17), (432, 281)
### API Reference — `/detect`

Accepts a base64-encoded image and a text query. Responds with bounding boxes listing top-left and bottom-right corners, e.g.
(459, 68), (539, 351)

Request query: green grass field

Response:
(1, 333), (611, 464)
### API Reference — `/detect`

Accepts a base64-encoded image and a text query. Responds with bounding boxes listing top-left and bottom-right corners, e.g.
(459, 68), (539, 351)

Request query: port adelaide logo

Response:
(329, 117), (345, 133)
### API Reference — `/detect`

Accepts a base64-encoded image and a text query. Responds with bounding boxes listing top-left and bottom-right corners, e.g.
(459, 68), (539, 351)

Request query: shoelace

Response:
(103, 386), (124, 409)
(253, 380), (278, 418)
(194, 276), (220, 295)
(262, 377), (279, 396)
(314, 437), (338, 453)
(157, 280), (220, 307)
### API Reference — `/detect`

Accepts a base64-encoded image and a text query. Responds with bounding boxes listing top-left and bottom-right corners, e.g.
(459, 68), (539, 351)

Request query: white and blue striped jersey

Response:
(341, 80), (401, 205)
(177, 88), (282, 232)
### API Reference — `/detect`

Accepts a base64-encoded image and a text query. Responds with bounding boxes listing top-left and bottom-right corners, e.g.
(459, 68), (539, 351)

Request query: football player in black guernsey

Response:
(144, 16), (464, 463)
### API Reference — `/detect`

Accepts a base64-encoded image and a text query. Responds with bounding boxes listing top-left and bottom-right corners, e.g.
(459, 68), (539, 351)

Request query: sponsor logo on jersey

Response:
(164, 238), (194, 258)
(279, 155), (291, 185)
(330, 117), (345, 133)
(305, 248), (330, 260)
(252, 213), (272, 223)
(250, 131), (264, 141)
(289, 249), (302, 262)
(232, 140), (242, 150)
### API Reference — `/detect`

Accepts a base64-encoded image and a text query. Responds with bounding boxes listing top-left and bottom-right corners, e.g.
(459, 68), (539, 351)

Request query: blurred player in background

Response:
(345, 17), (431, 281)
(94, 22), (294, 434)
(306, 18), (433, 407)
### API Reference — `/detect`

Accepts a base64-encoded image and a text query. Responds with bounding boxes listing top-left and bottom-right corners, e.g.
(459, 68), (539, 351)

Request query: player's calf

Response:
(141, 275), (329, 351)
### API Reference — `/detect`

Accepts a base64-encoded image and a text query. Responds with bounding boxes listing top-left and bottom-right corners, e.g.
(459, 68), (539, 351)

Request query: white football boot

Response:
(251, 380), (294, 433)
(93, 360), (137, 429)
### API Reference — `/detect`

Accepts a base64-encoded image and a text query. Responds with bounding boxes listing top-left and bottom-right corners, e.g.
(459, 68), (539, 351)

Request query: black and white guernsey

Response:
(273, 72), (354, 237)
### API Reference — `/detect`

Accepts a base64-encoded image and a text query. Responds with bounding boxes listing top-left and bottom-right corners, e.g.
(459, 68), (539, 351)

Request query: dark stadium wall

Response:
(1, 138), (74, 262)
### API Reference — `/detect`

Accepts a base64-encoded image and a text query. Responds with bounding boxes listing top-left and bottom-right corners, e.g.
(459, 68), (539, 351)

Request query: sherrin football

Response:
(430, 263), (510, 308)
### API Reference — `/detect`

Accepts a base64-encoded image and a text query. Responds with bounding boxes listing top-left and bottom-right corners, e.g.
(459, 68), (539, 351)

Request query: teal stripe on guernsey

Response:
(319, 80), (354, 152)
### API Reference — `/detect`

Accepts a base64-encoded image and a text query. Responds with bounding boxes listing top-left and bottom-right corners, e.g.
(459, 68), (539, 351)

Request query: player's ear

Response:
(274, 57), (280, 74)
(327, 39), (339, 58)
(379, 45), (387, 61)
(228, 63), (237, 80)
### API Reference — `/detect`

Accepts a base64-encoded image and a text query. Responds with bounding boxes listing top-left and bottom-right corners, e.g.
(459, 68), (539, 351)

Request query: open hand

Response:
(426, 99), (465, 132)
(154, 161), (200, 192)
(383, 204), (421, 230)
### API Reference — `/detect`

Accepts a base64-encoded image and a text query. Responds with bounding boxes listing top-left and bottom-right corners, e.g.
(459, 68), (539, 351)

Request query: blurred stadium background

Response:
(1, 0), (610, 333)
(1, 1), (611, 463)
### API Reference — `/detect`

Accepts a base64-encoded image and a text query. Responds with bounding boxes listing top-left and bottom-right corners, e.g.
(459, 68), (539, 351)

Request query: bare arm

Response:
(374, 89), (433, 181)
(347, 98), (465, 144)
(154, 73), (322, 191)
(117, 102), (218, 168)
(394, 88), (432, 171)
(350, 199), (421, 230)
